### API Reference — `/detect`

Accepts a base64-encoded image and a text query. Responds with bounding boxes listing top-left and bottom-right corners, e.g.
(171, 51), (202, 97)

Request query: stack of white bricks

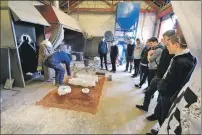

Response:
(68, 74), (99, 87)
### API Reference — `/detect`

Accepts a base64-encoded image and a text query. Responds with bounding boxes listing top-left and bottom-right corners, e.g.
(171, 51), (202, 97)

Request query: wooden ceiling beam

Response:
(71, 7), (156, 13)
(101, 0), (112, 7)
(144, 0), (159, 11)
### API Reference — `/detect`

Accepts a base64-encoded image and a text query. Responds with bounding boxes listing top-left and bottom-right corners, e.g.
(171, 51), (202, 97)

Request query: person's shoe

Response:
(146, 129), (158, 135)
(135, 84), (141, 88)
(124, 69), (128, 72)
(110, 70), (114, 72)
(131, 74), (136, 78)
(146, 114), (158, 121)
(129, 69), (132, 73)
(151, 129), (158, 135)
(113, 71), (116, 73)
(136, 105), (148, 112)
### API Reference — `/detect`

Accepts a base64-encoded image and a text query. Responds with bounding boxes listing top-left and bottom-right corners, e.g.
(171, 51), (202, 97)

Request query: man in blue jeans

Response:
(44, 51), (72, 86)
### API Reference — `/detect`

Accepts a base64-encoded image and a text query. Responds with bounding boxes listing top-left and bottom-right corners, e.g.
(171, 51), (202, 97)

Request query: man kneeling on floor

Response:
(44, 49), (72, 86)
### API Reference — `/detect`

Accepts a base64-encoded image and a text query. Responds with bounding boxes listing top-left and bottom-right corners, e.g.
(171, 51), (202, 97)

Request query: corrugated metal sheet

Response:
(52, 6), (83, 32)
(9, 1), (50, 26)
(0, 10), (16, 48)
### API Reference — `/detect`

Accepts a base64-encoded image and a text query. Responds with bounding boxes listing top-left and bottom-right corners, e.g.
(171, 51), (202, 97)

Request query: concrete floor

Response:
(1, 62), (157, 134)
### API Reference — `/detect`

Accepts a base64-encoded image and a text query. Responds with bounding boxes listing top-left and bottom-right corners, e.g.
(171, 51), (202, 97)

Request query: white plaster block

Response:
(68, 78), (96, 87)
(57, 86), (72, 96)
(75, 74), (99, 82)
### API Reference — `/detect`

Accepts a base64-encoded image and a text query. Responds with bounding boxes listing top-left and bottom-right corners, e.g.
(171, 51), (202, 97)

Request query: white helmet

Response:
(41, 39), (52, 48)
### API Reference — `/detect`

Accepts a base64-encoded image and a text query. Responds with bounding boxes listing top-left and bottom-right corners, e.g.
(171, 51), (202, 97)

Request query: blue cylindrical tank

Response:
(116, 2), (141, 30)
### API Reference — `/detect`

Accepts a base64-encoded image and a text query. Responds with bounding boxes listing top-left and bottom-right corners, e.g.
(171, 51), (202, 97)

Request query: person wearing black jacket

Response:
(124, 39), (135, 73)
(136, 30), (176, 115)
(110, 41), (119, 73)
(135, 41), (151, 88)
(155, 34), (196, 127)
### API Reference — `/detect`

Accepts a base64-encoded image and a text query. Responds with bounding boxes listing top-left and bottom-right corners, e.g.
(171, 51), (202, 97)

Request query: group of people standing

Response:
(135, 29), (196, 134)
(98, 25), (196, 134)
(98, 37), (145, 74)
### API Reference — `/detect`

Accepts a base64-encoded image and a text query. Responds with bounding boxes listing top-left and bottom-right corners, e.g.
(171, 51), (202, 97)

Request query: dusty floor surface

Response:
(1, 62), (157, 134)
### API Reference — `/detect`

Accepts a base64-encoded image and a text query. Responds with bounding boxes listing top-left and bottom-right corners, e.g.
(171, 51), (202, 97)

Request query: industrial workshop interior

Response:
(0, 0), (201, 134)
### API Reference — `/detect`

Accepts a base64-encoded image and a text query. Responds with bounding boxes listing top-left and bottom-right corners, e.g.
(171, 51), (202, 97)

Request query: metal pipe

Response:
(72, 8), (156, 13)
(77, 0), (79, 21)
(67, 0), (70, 13)
(157, 18), (162, 38)
(52, 0), (59, 9)
(7, 48), (12, 89)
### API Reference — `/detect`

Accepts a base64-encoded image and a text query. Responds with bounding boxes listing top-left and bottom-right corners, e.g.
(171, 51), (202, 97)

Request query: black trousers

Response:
(100, 53), (108, 70)
(148, 69), (157, 86)
(133, 59), (140, 75)
(110, 55), (116, 71)
(139, 65), (149, 86)
(154, 95), (172, 126)
(142, 76), (161, 109)
(125, 56), (133, 70)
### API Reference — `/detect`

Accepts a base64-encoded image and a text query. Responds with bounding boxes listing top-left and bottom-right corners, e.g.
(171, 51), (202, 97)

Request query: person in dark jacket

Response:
(155, 34), (196, 126)
(110, 40), (119, 73)
(135, 41), (151, 88)
(136, 30), (176, 115)
(124, 38), (135, 73)
(98, 37), (108, 70)
(44, 51), (72, 86)
(147, 37), (164, 86)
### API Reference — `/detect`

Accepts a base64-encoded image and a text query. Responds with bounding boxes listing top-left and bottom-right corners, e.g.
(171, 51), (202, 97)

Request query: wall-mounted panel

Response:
(0, 10), (16, 48)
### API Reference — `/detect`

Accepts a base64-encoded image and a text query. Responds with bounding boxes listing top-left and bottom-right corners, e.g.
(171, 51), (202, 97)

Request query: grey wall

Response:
(84, 37), (102, 57)
(1, 9), (16, 48)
